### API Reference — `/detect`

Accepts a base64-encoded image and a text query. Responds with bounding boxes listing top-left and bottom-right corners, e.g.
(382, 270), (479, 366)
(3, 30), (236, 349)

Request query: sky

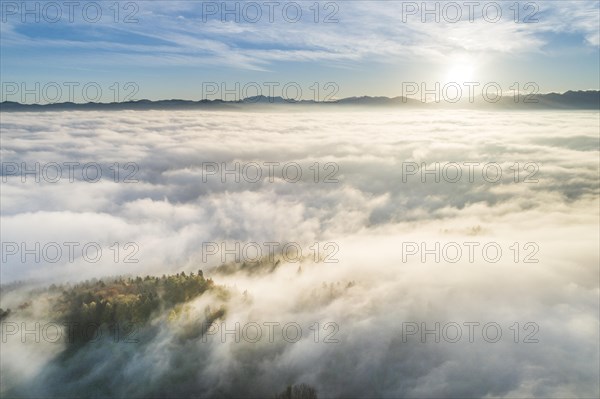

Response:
(0, 0), (599, 102)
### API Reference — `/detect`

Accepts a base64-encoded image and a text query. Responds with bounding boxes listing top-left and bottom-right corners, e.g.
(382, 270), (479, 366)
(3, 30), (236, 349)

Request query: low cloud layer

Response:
(1, 109), (598, 398)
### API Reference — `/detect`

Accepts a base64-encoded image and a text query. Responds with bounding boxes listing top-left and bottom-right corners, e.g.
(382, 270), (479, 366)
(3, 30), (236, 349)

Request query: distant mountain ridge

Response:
(1, 90), (598, 111)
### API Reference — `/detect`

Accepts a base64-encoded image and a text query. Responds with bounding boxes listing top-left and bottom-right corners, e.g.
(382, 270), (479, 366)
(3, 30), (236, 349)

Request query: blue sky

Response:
(1, 0), (599, 103)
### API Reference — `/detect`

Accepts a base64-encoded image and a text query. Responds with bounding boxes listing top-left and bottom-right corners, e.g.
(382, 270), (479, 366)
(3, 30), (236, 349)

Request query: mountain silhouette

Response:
(1, 90), (598, 111)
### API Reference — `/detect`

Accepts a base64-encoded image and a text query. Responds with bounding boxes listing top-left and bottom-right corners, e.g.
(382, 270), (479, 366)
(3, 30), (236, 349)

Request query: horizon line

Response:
(1, 89), (599, 107)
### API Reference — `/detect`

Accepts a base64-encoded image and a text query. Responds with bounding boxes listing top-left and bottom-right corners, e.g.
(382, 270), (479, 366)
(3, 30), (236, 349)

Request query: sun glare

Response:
(445, 64), (475, 83)
(443, 56), (478, 84)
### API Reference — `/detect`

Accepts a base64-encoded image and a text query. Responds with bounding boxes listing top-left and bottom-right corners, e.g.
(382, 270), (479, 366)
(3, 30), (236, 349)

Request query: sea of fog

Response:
(0, 109), (598, 398)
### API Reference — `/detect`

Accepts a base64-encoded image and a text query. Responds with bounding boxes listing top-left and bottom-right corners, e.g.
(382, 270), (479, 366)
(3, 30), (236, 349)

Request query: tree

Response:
(0, 308), (10, 321)
(275, 384), (317, 399)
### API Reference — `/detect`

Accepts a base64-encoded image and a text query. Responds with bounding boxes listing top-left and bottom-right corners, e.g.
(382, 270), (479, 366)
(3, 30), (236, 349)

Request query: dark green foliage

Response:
(51, 272), (216, 343)
(214, 258), (281, 276)
(0, 308), (10, 321)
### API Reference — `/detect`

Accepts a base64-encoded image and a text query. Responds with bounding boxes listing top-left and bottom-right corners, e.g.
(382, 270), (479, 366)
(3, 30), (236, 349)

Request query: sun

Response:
(445, 64), (476, 84)
(443, 56), (478, 84)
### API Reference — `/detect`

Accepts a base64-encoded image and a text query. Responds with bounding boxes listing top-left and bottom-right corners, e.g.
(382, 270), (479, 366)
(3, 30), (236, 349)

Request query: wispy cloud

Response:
(2, 1), (598, 70)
